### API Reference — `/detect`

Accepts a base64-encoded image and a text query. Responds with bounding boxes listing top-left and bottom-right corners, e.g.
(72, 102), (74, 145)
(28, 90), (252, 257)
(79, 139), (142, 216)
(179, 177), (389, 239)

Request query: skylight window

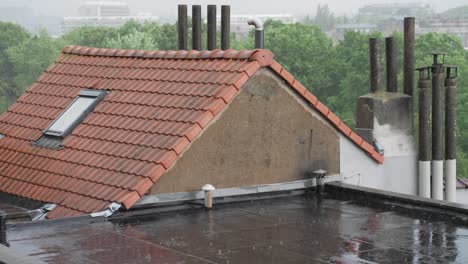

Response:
(44, 89), (106, 138)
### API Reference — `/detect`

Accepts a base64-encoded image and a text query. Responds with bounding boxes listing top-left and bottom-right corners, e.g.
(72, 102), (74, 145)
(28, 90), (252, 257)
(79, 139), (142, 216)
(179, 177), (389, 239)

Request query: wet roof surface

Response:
(5, 192), (468, 264)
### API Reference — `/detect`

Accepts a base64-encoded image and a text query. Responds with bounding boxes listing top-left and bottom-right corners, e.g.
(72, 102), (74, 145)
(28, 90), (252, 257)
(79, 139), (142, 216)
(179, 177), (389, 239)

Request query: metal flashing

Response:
(135, 175), (341, 206)
(90, 202), (121, 218)
(30, 204), (56, 221)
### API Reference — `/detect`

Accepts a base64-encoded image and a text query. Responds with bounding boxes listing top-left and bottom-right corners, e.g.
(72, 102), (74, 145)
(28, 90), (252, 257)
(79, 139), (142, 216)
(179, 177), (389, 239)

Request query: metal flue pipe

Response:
(417, 67), (431, 198)
(207, 5), (217, 50)
(369, 38), (382, 93)
(247, 17), (264, 49)
(221, 5), (230, 50)
(385, 37), (398, 93)
(403, 17), (415, 97)
(177, 5), (188, 50)
(192, 5), (202, 50)
(445, 65), (458, 202)
(431, 52), (446, 200)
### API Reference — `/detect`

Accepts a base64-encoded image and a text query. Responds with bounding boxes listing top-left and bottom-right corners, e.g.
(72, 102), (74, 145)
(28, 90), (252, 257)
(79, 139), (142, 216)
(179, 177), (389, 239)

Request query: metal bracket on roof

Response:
(90, 202), (121, 218)
(30, 204), (57, 221)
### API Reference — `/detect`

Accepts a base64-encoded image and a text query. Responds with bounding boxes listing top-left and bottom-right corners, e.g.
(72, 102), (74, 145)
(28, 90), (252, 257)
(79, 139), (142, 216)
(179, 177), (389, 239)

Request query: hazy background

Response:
(2, 0), (467, 18)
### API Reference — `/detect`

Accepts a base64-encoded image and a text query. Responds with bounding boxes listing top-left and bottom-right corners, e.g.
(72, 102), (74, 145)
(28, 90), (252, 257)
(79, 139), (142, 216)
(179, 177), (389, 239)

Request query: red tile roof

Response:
(0, 46), (384, 219)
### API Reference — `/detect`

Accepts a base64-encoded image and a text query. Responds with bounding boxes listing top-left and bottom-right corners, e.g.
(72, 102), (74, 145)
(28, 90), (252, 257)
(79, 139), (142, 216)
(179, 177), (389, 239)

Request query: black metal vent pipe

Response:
(403, 17), (415, 97)
(445, 65), (458, 202)
(207, 5), (217, 50)
(221, 5), (230, 50)
(431, 52), (446, 200)
(385, 37), (398, 93)
(177, 5), (188, 50)
(0, 214), (8, 247)
(247, 17), (264, 49)
(417, 67), (431, 198)
(369, 38), (382, 93)
(192, 5), (202, 50)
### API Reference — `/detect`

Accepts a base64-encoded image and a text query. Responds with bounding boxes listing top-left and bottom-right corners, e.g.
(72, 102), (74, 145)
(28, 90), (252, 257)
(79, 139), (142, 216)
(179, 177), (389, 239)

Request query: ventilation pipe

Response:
(221, 5), (230, 50)
(385, 37), (398, 93)
(202, 184), (215, 209)
(177, 5), (188, 50)
(0, 214), (8, 247)
(431, 52), (446, 200)
(247, 17), (264, 49)
(192, 5), (202, 50)
(369, 38), (382, 93)
(445, 65), (458, 202)
(207, 5), (217, 50)
(417, 67), (431, 198)
(403, 17), (415, 98)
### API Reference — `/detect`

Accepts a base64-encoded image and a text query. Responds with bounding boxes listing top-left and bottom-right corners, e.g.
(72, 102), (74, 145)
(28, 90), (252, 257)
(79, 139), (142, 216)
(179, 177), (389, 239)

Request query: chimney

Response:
(192, 5), (202, 50)
(247, 17), (264, 49)
(369, 38), (382, 93)
(431, 52), (446, 200)
(445, 65), (458, 202)
(355, 18), (417, 195)
(207, 5), (217, 50)
(177, 5), (188, 50)
(385, 37), (398, 93)
(417, 67), (431, 198)
(221, 5), (230, 50)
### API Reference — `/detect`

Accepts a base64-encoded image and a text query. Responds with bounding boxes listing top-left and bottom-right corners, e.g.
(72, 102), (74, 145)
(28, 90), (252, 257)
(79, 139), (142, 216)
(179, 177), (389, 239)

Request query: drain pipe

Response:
(0, 214), (8, 247)
(207, 5), (217, 50)
(431, 52), (446, 200)
(202, 184), (215, 209)
(192, 5), (202, 50)
(247, 17), (264, 49)
(385, 37), (398, 93)
(369, 38), (382, 93)
(177, 5), (188, 50)
(221, 5), (230, 50)
(445, 65), (458, 202)
(417, 67), (431, 198)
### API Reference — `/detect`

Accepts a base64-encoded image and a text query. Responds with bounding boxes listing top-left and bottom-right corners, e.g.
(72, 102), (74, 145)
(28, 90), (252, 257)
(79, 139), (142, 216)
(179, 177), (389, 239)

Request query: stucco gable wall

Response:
(150, 68), (340, 194)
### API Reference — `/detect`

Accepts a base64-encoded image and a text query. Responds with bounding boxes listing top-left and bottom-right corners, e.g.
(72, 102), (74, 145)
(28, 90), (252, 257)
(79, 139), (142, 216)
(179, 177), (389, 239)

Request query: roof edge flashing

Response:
(90, 202), (121, 218)
(31, 204), (57, 221)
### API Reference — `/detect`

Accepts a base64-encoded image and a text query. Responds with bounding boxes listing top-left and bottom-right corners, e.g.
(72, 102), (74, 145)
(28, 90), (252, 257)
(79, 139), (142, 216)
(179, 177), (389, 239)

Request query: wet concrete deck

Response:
(4, 192), (468, 263)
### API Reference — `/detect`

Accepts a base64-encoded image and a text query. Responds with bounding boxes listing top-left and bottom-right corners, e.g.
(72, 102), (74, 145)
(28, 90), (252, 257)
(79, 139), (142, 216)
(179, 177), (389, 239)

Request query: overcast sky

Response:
(2, 0), (468, 18)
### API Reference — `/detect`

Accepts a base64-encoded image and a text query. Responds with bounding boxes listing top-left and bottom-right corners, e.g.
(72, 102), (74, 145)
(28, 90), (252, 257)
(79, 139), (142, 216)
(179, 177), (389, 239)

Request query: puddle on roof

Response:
(4, 193), (468, 264)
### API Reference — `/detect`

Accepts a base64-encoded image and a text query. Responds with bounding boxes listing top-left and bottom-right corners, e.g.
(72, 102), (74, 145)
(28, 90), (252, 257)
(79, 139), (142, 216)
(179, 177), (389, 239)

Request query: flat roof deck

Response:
(4, 188), (468, 264)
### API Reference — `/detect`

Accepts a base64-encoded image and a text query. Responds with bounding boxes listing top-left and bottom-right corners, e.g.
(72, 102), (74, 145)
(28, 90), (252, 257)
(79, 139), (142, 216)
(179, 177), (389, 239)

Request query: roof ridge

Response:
(61, 45), (274, 66)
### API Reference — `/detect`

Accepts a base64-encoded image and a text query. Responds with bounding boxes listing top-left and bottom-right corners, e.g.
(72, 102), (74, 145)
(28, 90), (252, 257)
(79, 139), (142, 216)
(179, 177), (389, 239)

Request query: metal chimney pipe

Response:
(417, 67), (431, 198)
(403, 17), (415, 97)
(221, 5), (230, 50)
(445, 65), (458, 202)
(385, 37), (398, 93)
(369, 38), (382, 93)
(0, 214), (8, 247)
(178, 5), (188, 50)
(431, 52), (446, 200)
(192, 5), (202, 50)
(247, 17), (264, 49)
(207, 5), (217, 50)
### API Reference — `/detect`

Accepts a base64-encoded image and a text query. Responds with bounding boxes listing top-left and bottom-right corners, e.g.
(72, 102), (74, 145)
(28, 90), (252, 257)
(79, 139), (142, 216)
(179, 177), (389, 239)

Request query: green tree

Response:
(6, 29), (64, 95)
(105, 28), (157, 50)
(0, 22), (30, 105)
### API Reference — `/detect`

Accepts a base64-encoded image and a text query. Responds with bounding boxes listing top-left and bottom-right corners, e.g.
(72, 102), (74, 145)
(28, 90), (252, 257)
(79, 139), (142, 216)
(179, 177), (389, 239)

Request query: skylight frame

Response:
(44, 89), (107, 138)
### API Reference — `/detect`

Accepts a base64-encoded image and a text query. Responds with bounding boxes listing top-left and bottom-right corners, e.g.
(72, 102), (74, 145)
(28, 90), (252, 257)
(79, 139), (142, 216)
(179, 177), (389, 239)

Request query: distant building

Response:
(333, 23), (378, 40)
(418, 17), (468, 48)
(61, 1), (158, 34)
(218, 14), (296, 38)
(78, 1), (130, 17)
(358, 3), (432, 20)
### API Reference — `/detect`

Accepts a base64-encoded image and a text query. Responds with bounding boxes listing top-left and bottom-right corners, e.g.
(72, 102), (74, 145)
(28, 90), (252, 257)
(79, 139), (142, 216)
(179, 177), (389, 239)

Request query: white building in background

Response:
(61, 1), (158, 34)
(217, 14), (296, 38)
